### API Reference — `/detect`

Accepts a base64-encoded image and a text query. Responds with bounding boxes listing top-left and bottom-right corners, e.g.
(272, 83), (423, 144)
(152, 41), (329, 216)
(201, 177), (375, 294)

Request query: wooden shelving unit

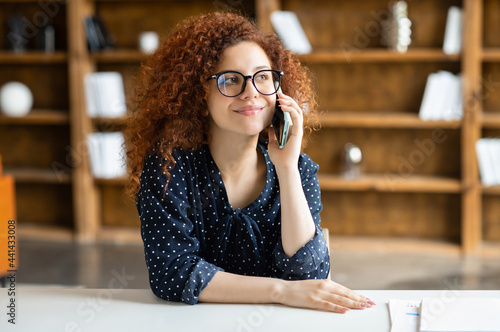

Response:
(0, 0), (72, 238)
(1, 0), (498, 255)
(258, 0), (497, 256)
(66, 0), (256, 242)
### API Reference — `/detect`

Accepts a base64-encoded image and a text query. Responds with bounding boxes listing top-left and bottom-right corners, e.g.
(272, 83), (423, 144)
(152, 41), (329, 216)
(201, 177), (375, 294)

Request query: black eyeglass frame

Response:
(207, 69), (284, 97)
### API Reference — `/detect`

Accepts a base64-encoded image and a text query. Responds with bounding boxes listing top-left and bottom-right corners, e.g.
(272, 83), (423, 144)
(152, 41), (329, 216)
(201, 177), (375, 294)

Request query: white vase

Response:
(139, 31), (159, 53)
(0, 81), (33, 117)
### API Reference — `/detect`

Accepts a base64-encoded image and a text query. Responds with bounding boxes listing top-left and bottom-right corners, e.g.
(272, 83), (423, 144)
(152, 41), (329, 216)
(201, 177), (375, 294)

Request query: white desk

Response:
(1, 288), (499, 331)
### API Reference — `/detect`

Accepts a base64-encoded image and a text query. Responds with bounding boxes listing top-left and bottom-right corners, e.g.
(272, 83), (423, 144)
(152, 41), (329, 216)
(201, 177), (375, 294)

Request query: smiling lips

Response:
(234, 105), (265, 116)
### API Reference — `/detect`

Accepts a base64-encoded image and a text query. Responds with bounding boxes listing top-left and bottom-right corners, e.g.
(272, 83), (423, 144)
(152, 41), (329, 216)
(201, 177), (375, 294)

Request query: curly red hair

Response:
(124, 11), (318, 199)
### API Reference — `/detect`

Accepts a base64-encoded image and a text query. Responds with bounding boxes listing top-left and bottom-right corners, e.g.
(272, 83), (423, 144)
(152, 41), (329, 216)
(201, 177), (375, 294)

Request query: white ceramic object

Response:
(0, 81), (33, 117)
(139, 31), (159, 53)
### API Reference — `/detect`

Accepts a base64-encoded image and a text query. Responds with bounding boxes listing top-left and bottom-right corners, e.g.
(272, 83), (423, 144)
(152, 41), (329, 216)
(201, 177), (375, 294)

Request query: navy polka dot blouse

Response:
(137, 143), (330, 305)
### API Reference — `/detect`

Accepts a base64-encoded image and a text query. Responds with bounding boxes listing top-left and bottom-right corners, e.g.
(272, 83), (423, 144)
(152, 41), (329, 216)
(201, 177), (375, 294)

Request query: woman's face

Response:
(207, 41), (276, 140)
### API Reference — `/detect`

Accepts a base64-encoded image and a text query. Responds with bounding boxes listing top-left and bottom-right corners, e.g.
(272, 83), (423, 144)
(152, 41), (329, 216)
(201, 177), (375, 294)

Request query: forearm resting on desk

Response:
(276, 167), (316, 257)
(198, 271), (375, 313)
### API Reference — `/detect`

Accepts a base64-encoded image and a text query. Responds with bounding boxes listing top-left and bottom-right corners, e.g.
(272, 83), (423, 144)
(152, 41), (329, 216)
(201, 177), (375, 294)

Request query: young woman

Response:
(125, 11), (375, 314)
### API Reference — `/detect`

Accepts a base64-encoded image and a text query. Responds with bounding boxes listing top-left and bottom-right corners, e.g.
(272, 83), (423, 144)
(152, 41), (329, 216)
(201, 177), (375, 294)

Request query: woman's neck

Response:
(208, 131), (267, 210)
(208, 131), (261, 179)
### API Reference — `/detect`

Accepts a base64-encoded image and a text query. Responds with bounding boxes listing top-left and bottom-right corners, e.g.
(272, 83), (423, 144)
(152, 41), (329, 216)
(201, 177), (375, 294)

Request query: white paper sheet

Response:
(420, 297), (500, 332)
(389, 300), (422, 332)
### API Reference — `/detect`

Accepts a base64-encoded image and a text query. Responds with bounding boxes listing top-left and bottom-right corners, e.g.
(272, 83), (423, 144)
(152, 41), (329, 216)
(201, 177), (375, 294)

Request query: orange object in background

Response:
(0, 155), (17, 277)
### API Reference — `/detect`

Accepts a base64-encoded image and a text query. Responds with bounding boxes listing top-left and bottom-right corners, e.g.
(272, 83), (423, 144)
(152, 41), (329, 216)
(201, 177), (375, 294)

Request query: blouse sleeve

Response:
(272, 153), (330, 280)
(137, 154), (222, 305)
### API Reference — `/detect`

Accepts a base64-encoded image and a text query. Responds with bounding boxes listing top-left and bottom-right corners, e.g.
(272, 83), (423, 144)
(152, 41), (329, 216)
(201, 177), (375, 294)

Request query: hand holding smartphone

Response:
(271, 88), (291, 149)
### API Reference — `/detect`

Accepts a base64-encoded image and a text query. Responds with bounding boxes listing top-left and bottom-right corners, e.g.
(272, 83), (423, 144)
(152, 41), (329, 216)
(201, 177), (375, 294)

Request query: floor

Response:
(11, 239), (500, 291)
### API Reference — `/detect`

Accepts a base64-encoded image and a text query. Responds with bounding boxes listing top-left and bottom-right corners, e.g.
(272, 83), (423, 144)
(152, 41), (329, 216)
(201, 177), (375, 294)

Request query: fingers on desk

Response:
(328, 281), (375, 311)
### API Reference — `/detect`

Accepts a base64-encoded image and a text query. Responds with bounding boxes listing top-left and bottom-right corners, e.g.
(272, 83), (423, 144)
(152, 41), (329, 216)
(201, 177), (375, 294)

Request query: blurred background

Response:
(1, 0), (499, 291)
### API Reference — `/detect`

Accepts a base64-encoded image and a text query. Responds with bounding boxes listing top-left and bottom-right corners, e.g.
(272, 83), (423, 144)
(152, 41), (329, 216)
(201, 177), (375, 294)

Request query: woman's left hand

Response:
(267, 92), (304, 171)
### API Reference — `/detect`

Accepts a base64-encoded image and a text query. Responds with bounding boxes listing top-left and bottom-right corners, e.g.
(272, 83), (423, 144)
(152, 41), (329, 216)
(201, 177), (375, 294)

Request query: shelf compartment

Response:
(298, 49), (461, 64)
(318, 173), (461, 193)
(0, 109), (69, 125)
(320, 190), (461, 240)
(319, 112), (461, 129)
(0, 51), (67, 64)
(310, 61), (460, 113)
(4, 167), (71, 184)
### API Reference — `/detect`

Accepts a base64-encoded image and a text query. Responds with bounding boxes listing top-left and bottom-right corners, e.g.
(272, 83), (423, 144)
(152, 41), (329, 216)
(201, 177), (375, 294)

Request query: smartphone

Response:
(271, 88), (291, 149)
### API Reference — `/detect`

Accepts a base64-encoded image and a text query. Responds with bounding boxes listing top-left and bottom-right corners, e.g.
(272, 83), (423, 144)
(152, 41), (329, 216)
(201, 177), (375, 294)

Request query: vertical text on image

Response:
(6, 219), (17, 324)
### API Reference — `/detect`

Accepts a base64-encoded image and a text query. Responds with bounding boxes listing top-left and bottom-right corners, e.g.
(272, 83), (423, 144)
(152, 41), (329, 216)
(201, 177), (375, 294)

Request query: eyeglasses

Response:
(207, 69), (284, 97)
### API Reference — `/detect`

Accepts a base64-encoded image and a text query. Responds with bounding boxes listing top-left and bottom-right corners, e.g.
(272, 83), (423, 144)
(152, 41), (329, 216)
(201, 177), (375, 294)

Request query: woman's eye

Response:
(256, 74), (270, 81)
(224, 75), (240, 85)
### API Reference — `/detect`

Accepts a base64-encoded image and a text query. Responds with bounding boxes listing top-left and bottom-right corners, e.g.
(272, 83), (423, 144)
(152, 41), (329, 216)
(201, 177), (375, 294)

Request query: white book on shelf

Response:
(86, 132), (127, 179)
(101, 132), (126, 179)
(419, 71), (462, 121)
(84, 74), (99, 117)
(435, 71), (453, 121)
(270, 11), (312, 54)
(443, 6), (463, 55)
(476, 138), (498, 186)
(96, 72), (127, 118)
(87, 132), (104, 177)
(419, 73), (441, 121)
(440, 72), (463, 121)
(83, 72), (127, 118)
(489, 138), (500, 185)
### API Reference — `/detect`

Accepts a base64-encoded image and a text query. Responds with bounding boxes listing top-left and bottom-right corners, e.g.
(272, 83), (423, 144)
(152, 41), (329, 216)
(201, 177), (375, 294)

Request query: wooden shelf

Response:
(90, 49), (147, 63)
(482, 113), (500, 129)
(17, 224), (73, 242)
(483, 185), (500, 196)
(0, 51), (67, 64)
(0, 0), (61, 2)
(94, 176), (127, 186)
(319, 112), (461, 129)
(91, 116), (128, 129)
(297, 48), (461, 64)
(0, 109), (69, 125)
(318, 173), (461, 194)
(4, 167), (72, 184)
(482, 48), (500, 61)
(330, 235), (461, 256)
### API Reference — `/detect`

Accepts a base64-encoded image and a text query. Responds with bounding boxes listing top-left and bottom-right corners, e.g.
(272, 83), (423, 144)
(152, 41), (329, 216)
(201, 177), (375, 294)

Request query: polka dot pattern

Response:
(137, 143), (330, 305)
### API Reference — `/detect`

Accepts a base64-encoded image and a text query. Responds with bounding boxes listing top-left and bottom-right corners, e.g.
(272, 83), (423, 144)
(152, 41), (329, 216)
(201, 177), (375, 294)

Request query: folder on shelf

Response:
(84, 72), (127, 118)
(476, 138), (500, 186)
(418, 71), (462, 121)
(84, 15), (114, 52)
(87, 132), (127, 179)
(443, 6), (463, 55)
(270, 11), (312, 54)
(491, 139), (500, 185)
